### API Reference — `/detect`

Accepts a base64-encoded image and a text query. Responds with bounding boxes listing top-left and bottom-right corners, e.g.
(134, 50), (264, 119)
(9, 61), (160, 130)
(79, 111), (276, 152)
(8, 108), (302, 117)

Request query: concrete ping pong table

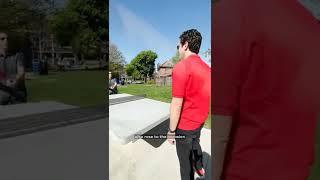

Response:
(0, 101), (108, 180)
(109, 93), (170, 144)
(109, 94), (212, 180)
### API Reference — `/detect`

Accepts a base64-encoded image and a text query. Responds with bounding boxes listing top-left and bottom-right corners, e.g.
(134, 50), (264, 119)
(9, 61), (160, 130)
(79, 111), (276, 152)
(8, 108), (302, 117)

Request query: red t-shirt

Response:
(172, 54), (211, 130)
(213, 0), (320, 179)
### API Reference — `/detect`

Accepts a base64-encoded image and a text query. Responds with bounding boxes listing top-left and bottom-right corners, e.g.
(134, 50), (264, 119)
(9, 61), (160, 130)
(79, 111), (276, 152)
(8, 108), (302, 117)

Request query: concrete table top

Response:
(0, 102), (108, 180)
(0, 101), (76, 120)
(109, 93), (170, 144)
(109, 93), (134, 99)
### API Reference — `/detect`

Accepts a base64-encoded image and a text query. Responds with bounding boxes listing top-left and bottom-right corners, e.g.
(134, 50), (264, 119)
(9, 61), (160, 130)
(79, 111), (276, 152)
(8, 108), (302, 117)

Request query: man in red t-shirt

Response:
(213, 0), (320, 180)
(167, 29), (211, 180)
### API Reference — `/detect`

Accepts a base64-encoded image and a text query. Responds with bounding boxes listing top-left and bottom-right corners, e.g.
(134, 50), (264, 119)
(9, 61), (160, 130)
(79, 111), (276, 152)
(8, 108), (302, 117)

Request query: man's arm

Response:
(169, 97), (183, 131)
(167, 97), (183, 144)
(168, 58), (187, 144)
(15, 53), (25, 87)
(111, 80), (117, 89)
(213, 115), (233, 180)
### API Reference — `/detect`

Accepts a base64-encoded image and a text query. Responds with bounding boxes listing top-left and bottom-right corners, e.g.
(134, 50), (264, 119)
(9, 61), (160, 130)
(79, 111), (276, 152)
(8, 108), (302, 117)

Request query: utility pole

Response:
(203, 48), (211, 63)
(50, 0), (55, 65)
(39, 31), (42, 62)
(51, 34), (55, 65)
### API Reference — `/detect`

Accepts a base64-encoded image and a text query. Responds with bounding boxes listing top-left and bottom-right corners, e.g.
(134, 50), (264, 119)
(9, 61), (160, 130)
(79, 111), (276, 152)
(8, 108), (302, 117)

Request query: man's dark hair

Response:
(179, 29), (202, 54)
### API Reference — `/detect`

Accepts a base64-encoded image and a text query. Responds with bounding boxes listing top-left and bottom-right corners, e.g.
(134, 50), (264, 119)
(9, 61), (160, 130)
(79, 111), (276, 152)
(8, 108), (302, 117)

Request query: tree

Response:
(0, 0), (51, 52)
(49, 0), (107, 61)
(125, 63), (135, 77)
(0, 0), (55, 71)
(202, 48), (211, 63)
(109, 43), (126, 78)
(131, 50), (157, 82)
(132, 69), (141, 80)
(207, 48), (211, 62)
(171, 51), (180, 64)
(0, 0), (50, 31)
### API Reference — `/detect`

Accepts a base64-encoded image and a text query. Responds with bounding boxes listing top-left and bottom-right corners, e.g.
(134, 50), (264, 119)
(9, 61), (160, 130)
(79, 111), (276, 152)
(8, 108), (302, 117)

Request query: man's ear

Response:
(183, 42), (189, 50)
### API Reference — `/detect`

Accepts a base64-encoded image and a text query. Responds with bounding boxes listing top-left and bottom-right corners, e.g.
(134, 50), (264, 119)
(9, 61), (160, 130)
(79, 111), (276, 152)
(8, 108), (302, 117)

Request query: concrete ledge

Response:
(109, 96), (170, 144)
(0, 105), (107, 139)
(0, 119), (108, 180)
(0, 101), (76, 120)
(0, 102), (108, 180)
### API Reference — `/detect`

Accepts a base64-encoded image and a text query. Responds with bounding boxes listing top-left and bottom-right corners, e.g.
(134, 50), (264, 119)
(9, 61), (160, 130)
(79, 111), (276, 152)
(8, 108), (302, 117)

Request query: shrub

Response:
(147, 79), (155, 84)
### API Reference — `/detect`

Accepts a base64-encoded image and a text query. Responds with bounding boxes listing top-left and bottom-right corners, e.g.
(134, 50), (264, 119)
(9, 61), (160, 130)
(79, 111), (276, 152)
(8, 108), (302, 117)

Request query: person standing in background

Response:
(109, 71), (118, 95)
(0, 32), (27, 105)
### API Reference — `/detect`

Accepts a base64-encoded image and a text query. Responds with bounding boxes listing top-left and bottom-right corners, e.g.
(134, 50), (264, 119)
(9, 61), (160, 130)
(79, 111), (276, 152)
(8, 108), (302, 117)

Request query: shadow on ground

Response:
(141, 119), (169, 148)
(142, 120), (212, 179)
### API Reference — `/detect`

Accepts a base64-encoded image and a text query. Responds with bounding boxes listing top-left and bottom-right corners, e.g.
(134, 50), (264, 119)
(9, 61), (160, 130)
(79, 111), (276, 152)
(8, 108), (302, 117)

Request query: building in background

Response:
(155, 60), (173, 86)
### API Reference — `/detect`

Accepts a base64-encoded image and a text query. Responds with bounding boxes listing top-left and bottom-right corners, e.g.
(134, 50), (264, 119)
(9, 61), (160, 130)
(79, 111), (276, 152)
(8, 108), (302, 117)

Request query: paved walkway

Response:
(109, 128), (212, 180)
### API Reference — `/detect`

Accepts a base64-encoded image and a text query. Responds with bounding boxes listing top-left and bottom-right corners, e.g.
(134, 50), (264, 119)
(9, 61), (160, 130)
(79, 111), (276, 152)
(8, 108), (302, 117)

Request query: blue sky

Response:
(110, 0), (211, 65)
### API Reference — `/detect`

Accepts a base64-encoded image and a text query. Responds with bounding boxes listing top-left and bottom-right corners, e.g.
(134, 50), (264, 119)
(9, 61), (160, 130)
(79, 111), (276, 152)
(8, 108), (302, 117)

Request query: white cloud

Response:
(115, 3), (175, 62)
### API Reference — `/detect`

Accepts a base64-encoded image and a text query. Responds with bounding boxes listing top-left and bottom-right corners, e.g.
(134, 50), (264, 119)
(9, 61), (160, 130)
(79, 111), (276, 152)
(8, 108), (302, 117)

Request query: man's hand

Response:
(6, 79), (16, 88)
(110, 84), (116, 89)
(167, 131), (176, 145)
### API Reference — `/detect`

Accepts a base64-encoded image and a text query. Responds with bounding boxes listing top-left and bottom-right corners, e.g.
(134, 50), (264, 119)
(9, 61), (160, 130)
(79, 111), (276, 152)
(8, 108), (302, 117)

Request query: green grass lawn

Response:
(118, 84), (172, 103)
(26, 70), (106, 107)
(118, 84), (211, 128)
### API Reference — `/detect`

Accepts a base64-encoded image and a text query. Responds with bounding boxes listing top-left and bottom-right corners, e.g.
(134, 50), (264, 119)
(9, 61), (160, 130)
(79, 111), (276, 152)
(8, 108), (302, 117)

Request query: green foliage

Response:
(171, 51), (180, 64)
(132, 69), (141, 80)
(0, 0), (50, 53)
(0, 0), (47, 31)
(125, 63), (135, 77)
(147, 79), (155, 84)
(130, 50), (157, 82)
(111, 71), (120, 80)
(49, 0), (107, 59)
(49, 9), (81, 46)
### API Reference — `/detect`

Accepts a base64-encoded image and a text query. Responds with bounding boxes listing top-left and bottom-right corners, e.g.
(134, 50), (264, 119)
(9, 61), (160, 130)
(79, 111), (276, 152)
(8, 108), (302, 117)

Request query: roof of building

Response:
(159, 60), (174, 68)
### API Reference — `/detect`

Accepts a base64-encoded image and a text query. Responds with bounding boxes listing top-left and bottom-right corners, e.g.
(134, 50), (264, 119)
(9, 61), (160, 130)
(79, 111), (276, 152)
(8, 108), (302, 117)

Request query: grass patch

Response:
(118, 84), (172, 103)
(118, 84), (211, 128)
(204, 113), (211, 129)
(26, 71), (106, 107)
